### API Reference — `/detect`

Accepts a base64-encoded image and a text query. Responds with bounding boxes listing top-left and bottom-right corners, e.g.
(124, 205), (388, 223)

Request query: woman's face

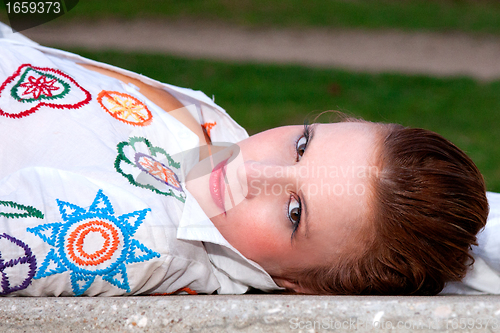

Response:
(186, 122), (379, 291)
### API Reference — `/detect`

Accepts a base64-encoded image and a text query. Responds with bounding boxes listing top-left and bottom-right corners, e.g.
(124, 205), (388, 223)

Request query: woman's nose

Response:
(237, 160), (293, 199)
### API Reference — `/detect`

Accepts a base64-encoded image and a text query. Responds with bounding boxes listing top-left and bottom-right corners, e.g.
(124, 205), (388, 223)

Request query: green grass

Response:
(4, 0), (500, 35)
(44, 0), (500, 34)
(4, 1), (500, 34)
(68, 49), (500, 191)
(3, 0), (500, 33)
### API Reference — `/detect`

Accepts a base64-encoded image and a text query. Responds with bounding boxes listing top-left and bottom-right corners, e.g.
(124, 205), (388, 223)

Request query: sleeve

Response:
(0, 33), (224, 296)
(0, 168), (223, 296)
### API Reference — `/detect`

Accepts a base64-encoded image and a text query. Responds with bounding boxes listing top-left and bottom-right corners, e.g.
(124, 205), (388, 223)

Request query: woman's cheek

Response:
(225, 193), (289, 261)
(235, 222), (287, 263)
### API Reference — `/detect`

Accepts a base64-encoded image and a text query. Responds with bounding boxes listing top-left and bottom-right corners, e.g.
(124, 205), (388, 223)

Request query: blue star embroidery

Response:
(27, 190), (160, 295)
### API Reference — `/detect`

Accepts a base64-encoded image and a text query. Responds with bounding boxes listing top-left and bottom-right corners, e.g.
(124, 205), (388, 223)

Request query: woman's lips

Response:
(209, 158), (229, 213)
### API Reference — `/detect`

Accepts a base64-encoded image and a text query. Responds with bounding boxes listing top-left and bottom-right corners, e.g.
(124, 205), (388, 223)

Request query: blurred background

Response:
(2, 0), (500, 191)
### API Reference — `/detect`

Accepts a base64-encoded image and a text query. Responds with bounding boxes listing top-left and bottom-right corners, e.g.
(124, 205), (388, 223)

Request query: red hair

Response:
(291, 122), (488, 295)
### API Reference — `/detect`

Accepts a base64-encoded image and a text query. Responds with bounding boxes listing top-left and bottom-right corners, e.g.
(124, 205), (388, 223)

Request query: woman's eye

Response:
(288, 195), (301, 233)
(296, 136), (308, 161)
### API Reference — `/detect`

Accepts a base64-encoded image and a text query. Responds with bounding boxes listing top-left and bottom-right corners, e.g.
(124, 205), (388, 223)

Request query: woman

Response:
(0, 23), (490, 296)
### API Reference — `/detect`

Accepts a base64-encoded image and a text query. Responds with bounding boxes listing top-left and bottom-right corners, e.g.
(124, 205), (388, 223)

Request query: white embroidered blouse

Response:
(0, 29), (281, 296)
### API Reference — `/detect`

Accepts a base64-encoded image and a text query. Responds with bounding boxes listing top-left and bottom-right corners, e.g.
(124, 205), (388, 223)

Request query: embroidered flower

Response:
(27, 190), (159, 296)
(115, 136), (185, 202)
(97, 90), (153, 126)
(0, 64), (91, 118)
(19, 75), (60, 100)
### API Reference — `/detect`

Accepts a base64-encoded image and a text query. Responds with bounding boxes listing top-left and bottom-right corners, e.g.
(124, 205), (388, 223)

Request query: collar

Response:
(177, 190), (282, 293)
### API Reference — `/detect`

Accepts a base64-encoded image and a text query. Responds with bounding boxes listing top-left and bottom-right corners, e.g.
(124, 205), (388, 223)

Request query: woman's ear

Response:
(273, 277), (314, 294)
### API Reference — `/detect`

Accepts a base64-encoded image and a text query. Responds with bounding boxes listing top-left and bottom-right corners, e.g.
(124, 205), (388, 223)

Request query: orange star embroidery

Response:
(97, 90), (152, 126)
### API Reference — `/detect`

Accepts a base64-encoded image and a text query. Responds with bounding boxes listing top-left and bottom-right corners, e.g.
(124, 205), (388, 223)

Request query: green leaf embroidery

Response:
(0, 201), (44, 219)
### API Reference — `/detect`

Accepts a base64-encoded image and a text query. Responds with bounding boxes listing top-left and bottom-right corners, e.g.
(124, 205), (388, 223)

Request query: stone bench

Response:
(1, 295), (499, 332)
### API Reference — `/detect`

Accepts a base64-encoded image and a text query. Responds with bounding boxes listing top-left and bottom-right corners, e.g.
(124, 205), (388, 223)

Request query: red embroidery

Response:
(97, 90), (152, 126)
(19, 75), (60, 99)
(0, 64), (92, 119)
(202, 122), (216, 138)
(151, 287), (198, 296)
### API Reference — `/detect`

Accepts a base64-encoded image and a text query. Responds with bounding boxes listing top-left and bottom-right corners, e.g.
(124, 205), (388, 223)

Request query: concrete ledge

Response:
(1, 295), (499, 332)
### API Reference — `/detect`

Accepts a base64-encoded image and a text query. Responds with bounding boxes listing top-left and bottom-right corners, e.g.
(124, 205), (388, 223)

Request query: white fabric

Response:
(440, 191), (500, 294)
(0, 29), (280, 296)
